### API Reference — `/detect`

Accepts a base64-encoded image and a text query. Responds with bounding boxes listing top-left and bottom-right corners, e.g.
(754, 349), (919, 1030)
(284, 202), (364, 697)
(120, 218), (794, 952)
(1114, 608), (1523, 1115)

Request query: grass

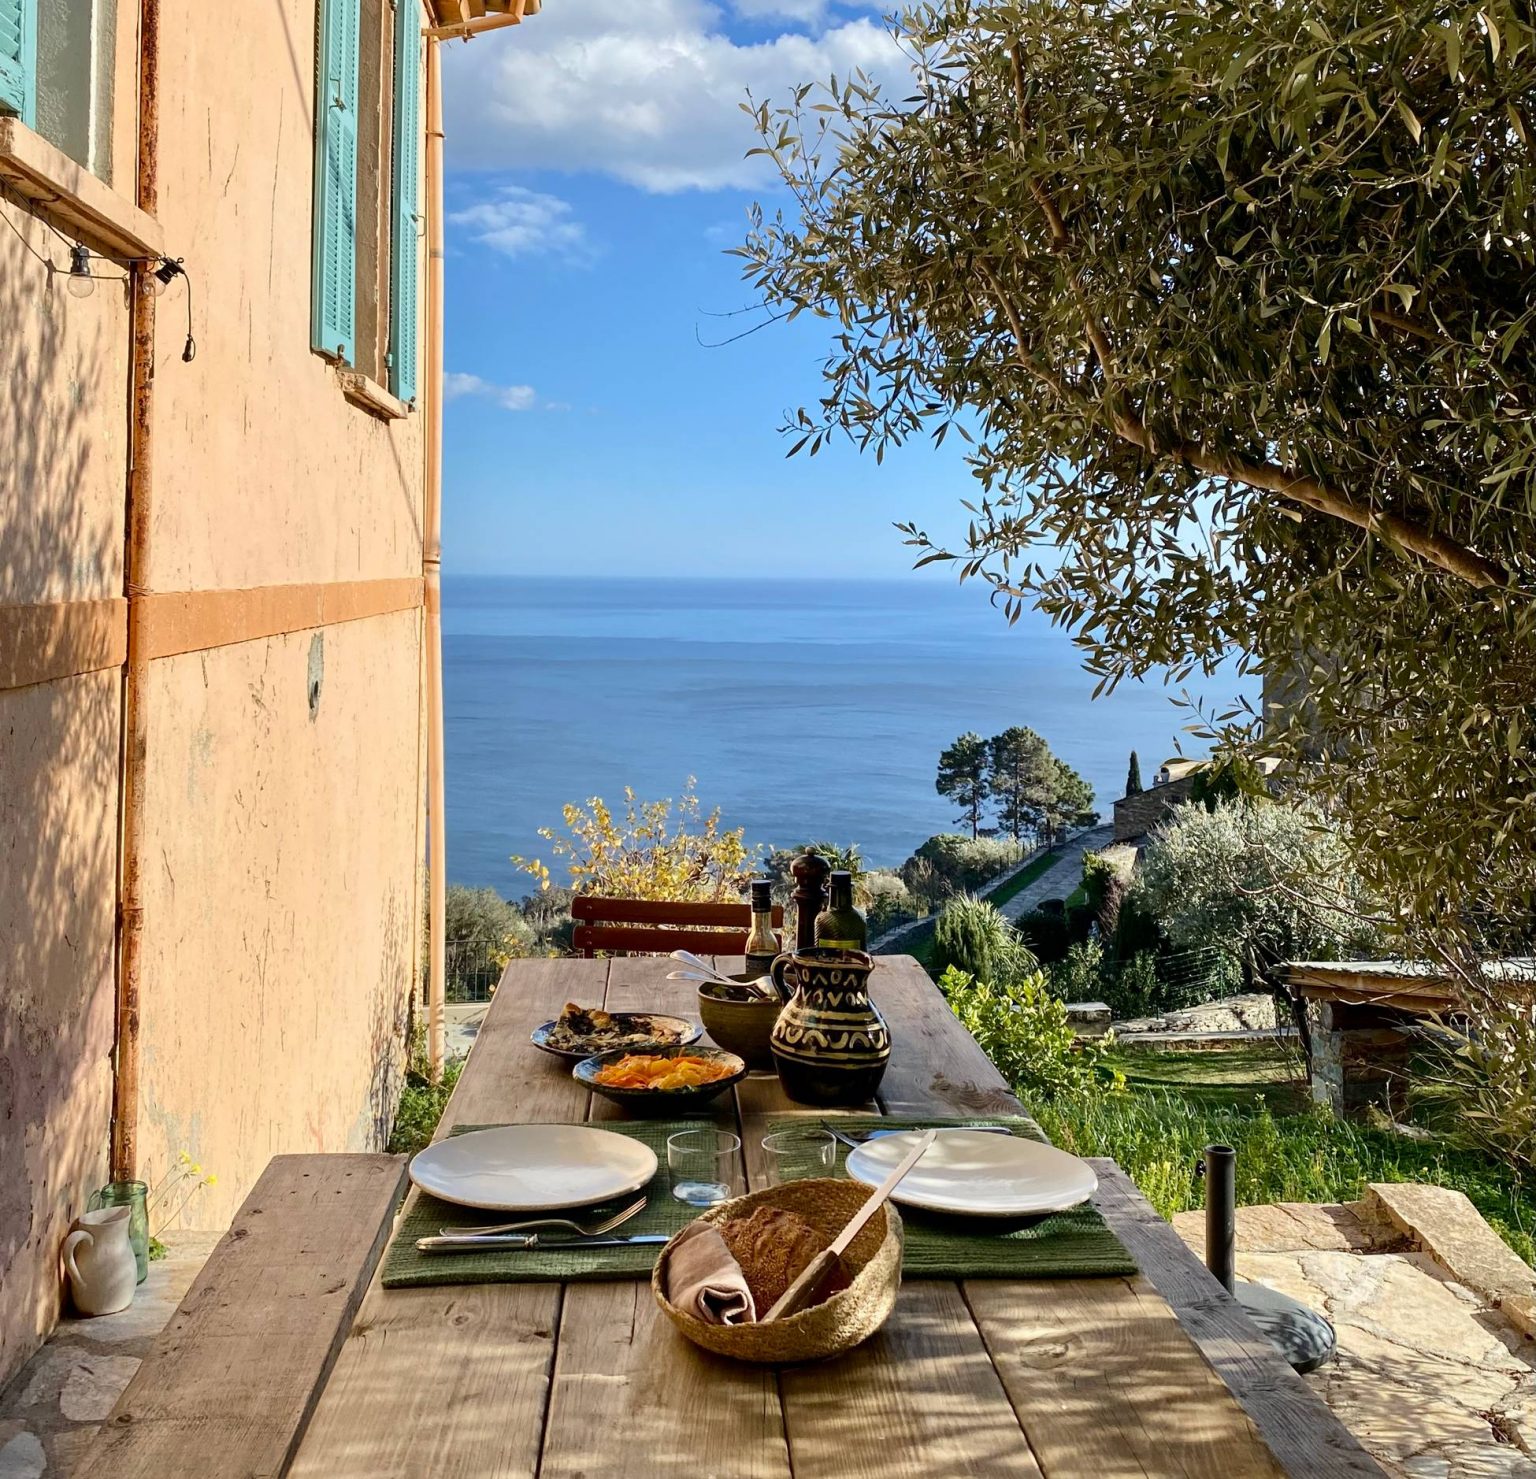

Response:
(1034, 1043), (1536, 1265)
(983, 845), (1065, 911)
(387, 1055), (466, 1156)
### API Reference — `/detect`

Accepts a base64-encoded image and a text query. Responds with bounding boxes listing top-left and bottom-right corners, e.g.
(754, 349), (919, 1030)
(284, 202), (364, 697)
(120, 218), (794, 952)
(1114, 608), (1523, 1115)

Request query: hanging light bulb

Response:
(146, 256), (184, 297)
(66, 244), (95, 299)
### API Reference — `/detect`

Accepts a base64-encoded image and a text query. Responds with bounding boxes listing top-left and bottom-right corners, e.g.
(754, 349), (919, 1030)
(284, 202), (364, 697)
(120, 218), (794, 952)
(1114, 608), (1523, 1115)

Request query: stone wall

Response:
(1113, 776), (1197, 841)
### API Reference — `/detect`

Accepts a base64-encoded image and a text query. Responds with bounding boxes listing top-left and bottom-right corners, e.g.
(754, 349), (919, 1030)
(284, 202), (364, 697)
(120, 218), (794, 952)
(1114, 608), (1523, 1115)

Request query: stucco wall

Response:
(0, 197), (130, 1383)
(0, 0), (428, 1385)
(127, 0), (427, 1223)
(135, 613), (421, 1225)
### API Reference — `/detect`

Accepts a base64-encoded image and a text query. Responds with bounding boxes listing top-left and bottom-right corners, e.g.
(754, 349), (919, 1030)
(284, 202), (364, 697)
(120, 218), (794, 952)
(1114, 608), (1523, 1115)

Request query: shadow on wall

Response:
(0, 190), (127, 1386)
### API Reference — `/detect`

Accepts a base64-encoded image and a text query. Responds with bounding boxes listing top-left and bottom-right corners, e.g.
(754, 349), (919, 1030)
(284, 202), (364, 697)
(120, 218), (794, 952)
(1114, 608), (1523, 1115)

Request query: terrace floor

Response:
(0, 1233), (219, 1477)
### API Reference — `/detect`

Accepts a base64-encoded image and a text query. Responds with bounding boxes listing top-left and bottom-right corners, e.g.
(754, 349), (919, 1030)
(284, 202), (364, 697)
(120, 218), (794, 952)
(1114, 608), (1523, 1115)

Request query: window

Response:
(1, 0), (118, 181)
(313, 0), (420, 402)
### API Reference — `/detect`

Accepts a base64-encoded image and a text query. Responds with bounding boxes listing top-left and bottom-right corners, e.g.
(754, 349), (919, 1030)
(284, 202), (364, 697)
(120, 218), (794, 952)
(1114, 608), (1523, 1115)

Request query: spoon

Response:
(666, 968), (778, 1001)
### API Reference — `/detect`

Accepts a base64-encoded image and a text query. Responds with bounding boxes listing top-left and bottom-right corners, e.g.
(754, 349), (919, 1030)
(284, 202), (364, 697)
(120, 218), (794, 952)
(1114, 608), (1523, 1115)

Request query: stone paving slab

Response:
(0, 1232), (219, 1477)
(1367, 1183), (1536, 1308)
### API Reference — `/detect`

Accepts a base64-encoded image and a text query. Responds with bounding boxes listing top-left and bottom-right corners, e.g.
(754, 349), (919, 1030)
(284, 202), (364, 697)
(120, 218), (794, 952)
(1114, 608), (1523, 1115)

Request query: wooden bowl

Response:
(697, 980), (783, 1068)
(573, 1044), (747, 1116)
(652, 1179), (902, 1364)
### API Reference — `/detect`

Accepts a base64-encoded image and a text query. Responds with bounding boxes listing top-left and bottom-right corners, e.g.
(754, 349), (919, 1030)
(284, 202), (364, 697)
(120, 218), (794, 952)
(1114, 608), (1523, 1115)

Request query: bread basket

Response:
(651, 1178), (902, 1364)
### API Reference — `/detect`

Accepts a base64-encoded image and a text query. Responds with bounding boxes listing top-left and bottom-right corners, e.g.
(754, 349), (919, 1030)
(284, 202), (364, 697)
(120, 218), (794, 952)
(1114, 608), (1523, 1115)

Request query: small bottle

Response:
(744, 879), (780, 979)
(815, 870), (867, 950)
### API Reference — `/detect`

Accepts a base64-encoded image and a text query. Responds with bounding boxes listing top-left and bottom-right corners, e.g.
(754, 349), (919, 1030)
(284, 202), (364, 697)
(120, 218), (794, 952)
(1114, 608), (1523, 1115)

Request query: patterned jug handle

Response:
(63, 1227), (93, 1287)
(770, 952), (800, 1004)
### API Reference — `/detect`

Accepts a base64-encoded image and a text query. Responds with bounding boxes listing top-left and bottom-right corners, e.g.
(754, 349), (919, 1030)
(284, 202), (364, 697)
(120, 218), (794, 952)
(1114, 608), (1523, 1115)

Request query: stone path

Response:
(0, 1232), (220, 1476)
(1172, 1191), (1536, 1477)
(994, 823), (1116, 921)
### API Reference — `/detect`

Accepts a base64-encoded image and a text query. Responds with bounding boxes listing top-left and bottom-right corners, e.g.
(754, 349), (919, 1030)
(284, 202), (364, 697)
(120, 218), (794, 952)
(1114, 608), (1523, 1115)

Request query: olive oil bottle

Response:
(815, 870), (867, 950)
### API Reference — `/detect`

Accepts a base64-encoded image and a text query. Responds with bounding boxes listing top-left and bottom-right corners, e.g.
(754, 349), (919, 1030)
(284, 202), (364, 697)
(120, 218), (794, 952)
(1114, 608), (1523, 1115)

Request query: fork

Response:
(438, 1195), (647, 1240)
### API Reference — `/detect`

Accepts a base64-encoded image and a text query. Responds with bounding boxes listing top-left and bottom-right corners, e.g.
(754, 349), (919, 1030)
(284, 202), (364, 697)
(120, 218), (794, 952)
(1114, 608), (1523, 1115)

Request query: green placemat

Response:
(382, 1121), (702, 1288)
(765, 1115), (1137, 1280)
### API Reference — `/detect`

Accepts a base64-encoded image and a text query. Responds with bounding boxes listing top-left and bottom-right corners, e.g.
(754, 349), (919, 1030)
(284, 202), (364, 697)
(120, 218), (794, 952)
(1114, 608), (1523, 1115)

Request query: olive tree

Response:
(739, 0), (1536, 949)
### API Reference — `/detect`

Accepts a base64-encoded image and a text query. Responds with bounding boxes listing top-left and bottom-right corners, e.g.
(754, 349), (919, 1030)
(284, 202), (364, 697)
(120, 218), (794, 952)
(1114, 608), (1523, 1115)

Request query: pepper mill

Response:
(789, 849), (831, 950)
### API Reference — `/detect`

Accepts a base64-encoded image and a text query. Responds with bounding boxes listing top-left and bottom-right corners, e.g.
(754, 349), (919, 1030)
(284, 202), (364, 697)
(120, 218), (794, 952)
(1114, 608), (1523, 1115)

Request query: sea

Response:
(444, 574), (1245, 899)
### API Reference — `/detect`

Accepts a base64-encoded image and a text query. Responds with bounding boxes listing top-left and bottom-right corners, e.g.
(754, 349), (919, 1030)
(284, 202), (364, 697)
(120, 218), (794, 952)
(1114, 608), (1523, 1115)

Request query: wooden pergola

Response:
(429, 0), (542, 37)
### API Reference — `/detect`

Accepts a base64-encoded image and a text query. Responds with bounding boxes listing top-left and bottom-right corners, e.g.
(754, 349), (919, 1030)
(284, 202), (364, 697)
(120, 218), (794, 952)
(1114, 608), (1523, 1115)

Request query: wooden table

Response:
(289, 955), (1381, 1478)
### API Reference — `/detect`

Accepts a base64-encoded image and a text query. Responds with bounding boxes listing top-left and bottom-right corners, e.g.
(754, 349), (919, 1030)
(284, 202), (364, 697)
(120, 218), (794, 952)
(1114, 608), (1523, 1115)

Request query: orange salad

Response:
(593, 1054), (734, 1090)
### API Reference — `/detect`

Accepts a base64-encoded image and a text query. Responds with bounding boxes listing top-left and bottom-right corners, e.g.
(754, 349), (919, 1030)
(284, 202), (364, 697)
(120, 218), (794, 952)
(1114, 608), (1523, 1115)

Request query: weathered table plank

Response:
(967, 1274), (1283, 1478)
(292, 957), (604, 1478)
(80, 1154), (403, 1479)
(539, 958), (792, 1479)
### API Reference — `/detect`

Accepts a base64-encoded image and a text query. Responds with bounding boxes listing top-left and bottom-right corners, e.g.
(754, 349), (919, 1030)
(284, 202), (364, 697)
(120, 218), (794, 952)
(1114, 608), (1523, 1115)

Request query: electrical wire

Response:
(3, 195), (196, 360)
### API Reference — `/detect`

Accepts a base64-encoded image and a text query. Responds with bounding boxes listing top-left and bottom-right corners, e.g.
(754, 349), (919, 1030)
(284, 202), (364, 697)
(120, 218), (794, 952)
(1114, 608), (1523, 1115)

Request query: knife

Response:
(762, 1128), (937, 1323)
(416, 1232), (670, 1255)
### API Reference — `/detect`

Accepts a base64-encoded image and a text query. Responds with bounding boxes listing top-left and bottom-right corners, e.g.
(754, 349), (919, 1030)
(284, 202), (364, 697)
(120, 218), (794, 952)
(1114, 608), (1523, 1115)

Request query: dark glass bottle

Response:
(744, 879), (780, 979)
(815, 870), (867, 950)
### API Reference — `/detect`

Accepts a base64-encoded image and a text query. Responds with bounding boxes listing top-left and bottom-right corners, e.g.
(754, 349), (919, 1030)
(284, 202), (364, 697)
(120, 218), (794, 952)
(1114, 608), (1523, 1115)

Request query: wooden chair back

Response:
(570, 895), (785, 958)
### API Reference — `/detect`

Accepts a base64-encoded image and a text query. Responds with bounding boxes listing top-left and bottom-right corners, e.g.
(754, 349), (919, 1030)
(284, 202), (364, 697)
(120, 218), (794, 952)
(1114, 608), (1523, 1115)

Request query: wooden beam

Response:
(0, 598), (127, 690)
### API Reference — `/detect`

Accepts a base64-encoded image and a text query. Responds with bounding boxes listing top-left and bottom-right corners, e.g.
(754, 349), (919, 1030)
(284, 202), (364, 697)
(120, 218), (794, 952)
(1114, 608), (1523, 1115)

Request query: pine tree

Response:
(1126, 750), (1143, 796)
(987, 727), (1052, 843)
(936, 733), (990, 839)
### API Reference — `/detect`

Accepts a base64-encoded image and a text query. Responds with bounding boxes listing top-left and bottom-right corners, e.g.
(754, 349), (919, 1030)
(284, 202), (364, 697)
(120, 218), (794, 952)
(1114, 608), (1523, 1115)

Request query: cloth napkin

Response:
(662, 1222), (757, 1325)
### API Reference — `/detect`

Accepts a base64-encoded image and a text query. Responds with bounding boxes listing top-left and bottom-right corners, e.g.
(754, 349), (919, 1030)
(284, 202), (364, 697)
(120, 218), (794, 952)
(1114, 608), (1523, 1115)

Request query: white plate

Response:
(408, 1125), (658, 1212)
(845, 1129), (1098, 1218)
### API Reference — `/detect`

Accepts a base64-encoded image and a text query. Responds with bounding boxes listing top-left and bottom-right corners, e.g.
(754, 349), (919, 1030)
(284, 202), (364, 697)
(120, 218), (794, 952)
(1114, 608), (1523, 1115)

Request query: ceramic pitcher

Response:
(63, 1205), (137, 1316)
(769, 947), (890, 1106)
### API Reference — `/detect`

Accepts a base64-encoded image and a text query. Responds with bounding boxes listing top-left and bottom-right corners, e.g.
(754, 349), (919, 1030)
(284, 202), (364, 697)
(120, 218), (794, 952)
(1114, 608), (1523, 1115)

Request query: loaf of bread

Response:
(718, 1206), (829, 1311)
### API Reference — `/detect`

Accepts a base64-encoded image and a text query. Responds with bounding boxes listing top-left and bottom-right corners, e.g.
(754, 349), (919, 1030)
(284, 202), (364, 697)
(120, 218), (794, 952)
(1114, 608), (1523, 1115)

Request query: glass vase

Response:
(88, 1180), (149, 1283)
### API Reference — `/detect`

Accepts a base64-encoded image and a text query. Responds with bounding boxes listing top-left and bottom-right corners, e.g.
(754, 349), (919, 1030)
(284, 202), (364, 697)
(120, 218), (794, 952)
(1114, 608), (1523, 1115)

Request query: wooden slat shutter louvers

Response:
(388, 0), (422, 403)
(312, 0), (361, 364)
(0, 0), (36, 126)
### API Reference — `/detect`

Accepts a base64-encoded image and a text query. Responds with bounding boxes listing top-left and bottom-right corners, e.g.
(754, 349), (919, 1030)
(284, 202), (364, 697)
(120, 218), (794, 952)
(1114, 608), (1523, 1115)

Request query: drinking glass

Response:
(760, 1127), (837, 1186)
(667, 1129), (741, 1207)
(88, 1180), (149, 1283)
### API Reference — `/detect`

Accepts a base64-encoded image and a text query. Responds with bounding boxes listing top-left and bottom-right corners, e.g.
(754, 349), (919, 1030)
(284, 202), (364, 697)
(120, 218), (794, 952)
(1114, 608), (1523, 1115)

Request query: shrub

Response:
(900, 834), (1018, 902)
(931, 896), (1031, 984)
(388, 1026), (466, 1157)
(1016, 908), (1071, 964)
(440, 885), (536, 1000)
(1103, 952), (1163, 1019)
(859, 869), (918, 931)
(1414, 986), (1536, 1176)
(940, 966), (1121, 1102)
(513, 778), (755, 901)
(1047, 938), (1106, 1004)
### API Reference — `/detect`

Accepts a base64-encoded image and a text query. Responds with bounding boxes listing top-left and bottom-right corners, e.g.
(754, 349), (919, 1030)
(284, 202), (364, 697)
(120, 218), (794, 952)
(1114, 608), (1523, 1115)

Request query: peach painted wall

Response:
(0, 196), (131, 1384)
(0, 0), (429, 1383)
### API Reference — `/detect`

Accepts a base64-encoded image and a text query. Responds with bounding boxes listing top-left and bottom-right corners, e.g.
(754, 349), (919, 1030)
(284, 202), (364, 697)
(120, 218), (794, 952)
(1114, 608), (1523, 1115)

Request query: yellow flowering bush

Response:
(514, 779), (755, 901)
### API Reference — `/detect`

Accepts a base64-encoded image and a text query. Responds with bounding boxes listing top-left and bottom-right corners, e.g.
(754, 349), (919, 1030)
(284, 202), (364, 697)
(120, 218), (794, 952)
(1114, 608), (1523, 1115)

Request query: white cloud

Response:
(449, 185), (591, 261)
(444, 373), (540, 411)
(440, 0), (904, 193)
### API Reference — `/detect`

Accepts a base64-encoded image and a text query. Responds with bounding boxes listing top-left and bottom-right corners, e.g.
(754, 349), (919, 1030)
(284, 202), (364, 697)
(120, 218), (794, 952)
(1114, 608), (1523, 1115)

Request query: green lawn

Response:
(983, 845), (1065, 910)
(1034, 1043), (1536, 1265)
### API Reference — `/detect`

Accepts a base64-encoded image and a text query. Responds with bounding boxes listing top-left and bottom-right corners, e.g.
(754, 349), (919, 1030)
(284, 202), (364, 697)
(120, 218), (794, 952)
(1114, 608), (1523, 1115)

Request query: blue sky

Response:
(437, 0), (979, 578)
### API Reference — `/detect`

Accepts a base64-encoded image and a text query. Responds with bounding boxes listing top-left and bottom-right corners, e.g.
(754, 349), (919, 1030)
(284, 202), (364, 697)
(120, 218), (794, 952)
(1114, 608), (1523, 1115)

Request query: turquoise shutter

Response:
(0, 0), (36, 126)
(388, 0), (422, 402)
(312, 0), (360, 363)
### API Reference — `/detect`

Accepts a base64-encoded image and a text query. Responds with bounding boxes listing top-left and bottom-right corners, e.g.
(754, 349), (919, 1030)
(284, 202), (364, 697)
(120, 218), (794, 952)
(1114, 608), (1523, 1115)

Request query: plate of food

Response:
(409, 1124), (659, 1212)
(532, 1002), (701, 1062)
(844, 1128), (1098, 1218)
(574, 1044), (748, 1115)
